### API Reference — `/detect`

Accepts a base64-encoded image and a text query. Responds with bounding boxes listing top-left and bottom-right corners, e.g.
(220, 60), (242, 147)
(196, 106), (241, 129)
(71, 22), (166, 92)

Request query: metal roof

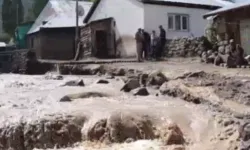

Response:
(0, 42), (6, 47)
(28, 0), (93, 34)
(84, 0), (233, 23)
(204, 1), (250, 18)
(150, 0), (233, 7)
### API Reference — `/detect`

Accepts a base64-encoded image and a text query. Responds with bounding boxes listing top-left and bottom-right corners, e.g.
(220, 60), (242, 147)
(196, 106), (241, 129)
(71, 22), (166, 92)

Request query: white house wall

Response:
(144, 4), (209, 39)
(89, 0), (144, 57)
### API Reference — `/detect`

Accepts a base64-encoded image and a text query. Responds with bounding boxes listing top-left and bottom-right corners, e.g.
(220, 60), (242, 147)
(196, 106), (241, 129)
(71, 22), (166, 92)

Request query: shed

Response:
(82, 0), (233, 58)
(27, 0), (92, 60)
(204, 1), (250, 54)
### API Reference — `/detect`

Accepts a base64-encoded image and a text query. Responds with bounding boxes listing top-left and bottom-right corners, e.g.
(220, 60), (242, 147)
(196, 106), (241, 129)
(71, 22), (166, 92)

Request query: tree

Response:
(32, 0), (48, 18)
(2, 0), (24, 36)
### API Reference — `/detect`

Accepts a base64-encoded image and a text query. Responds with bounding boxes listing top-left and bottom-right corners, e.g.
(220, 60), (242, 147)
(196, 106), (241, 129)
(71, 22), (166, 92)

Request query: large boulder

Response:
(121, 79), (140, 92)
(160, 123), (185, 145)
(61, 80), (85, 87)
(87, 119), (108, 142)
(133, 87), (149, 96)
(86, 112), (155, 143)
(147, 71), (168, 86)
(107, 111), (155, 143)
(239, 121), (250, 150)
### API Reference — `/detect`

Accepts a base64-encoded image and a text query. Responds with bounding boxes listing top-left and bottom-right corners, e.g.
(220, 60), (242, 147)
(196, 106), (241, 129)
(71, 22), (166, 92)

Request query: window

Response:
(168, 14), (189, 31)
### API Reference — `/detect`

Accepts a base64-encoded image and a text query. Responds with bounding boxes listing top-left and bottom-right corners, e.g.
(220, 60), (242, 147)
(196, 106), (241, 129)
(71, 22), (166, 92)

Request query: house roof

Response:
(84, 0), (233, 23)
(203, 1), (250, 18)
(28, 0), (93, 34)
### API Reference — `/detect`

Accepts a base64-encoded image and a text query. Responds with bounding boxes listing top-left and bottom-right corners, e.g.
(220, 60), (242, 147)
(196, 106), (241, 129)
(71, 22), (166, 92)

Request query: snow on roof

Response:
(152, 0), (233, 7)
(28, 0), (93, 34)
(204, 1), (250, 18)
(0, 42), (6, 47)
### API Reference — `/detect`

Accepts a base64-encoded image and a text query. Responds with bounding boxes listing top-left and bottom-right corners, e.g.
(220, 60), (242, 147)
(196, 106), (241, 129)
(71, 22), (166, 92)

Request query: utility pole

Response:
(75, 0), (79, 55)
(16, 3), (19, 26)
(16, 3), (19, 49)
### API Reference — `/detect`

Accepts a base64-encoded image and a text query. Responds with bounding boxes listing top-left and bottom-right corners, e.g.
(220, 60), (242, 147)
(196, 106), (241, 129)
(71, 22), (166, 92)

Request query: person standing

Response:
(157, 25), (166, 59)
(142, 29), (151, 60)
(150, 30), (157, 59)
(135, 28), (144, 62)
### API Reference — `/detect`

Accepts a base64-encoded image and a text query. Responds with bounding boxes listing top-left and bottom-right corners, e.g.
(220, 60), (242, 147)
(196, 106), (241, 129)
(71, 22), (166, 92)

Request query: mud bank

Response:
(0, 63), (248, 150)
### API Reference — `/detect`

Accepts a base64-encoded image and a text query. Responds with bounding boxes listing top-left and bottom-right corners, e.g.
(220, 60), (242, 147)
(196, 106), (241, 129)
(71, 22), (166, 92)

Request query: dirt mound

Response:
(86, 111), (155, 143)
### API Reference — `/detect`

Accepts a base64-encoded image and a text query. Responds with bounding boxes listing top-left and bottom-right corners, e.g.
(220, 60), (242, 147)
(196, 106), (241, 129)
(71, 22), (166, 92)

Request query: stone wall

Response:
(164, 37), (212, 57)
(0, 50), (52, 74)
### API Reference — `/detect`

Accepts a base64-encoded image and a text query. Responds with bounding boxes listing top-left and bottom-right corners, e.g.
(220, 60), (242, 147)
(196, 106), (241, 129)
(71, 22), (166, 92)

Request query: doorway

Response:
(95, 30), (108, 58)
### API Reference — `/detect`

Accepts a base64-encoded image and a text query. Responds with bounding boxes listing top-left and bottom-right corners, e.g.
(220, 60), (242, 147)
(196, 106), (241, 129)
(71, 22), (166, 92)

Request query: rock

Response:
(139, 73), (149, 87)
(87, 119), (108, 142)
(82, 64), (105, 75)
(223, 119), (235, 127)
(60, 96), (72, 102)
(113, 68), (126, 76)
(44, 73), (63, 80)
(160, 123), (185, 145)
(105, 72), (115, 79)
(171, 146), (186, 150)
(133, 87), (149, 96)
(59, 64), (105, 75)
(107, 111), (155, 143)
(66, 92), (110, 100)
(218, 46), (225, 54)
(214, 55), (223, 66)
(147, 71), (168, 86)
(62, 80), (85, 87)
(121, 79), (140, 92)
(96, 79), (109, 84)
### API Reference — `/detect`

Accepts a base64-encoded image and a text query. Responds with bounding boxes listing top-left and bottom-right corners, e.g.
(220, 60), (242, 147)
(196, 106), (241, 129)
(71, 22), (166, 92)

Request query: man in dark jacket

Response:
(142, 29), (151, 60)
(157, 25), (166, 59)
(135, 28), (144, 62)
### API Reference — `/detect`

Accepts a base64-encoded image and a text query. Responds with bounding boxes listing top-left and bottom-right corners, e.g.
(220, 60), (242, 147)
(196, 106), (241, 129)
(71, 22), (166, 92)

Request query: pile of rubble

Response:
(165, 37), (210, 57)
(201, 39), (249, 68)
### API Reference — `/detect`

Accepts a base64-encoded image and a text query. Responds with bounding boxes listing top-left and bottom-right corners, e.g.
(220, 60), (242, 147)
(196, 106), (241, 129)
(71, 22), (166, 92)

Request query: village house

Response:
(27, 0), (92, 60)
(203, 1), (250, 55)
(80, 0), (232, 58)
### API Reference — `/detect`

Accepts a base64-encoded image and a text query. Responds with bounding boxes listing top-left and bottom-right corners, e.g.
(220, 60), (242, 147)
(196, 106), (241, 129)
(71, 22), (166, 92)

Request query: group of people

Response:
(135, 25), (166, 62)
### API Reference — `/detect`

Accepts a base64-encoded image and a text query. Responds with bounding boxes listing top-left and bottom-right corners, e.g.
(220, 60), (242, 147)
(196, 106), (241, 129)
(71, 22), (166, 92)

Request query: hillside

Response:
(0, 0), (34, 34)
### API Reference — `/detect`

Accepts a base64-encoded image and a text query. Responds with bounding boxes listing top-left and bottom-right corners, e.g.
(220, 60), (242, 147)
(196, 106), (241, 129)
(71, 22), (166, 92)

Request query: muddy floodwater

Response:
(1, 58), (249, 150)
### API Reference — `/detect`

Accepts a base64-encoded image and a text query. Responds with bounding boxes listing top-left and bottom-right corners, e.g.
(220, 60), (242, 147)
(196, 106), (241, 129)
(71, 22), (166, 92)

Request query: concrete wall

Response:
(88, 0), (144, 57)
(144, 4), (209, 39)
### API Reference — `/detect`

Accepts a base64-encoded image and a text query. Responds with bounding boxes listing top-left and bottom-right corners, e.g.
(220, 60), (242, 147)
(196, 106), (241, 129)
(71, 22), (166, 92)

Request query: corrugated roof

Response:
(28, 0), (93, 34)
(204, 1), (250, 18)
(151, 0), (232, 7)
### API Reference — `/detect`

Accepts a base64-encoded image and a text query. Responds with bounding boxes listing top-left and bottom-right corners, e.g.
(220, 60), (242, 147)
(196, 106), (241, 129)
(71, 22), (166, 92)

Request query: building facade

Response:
(204, 1), (250, 55)
(83, 0), (232, 58)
